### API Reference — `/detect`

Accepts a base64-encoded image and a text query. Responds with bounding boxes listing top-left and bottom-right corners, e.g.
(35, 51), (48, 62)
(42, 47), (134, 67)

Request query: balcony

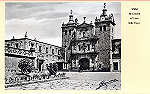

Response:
(71, 50), (99, 55)
(5, 46), (35, 59)
(30, 48), (35, 52)
(71, 36), (99, 43)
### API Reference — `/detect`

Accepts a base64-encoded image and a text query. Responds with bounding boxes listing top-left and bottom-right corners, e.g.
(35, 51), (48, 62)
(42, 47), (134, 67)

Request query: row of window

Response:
(39, 46), (60, 55)
(45, 54), (62, 61)
(73, 44), (95, 51)
(64, 26), (106, 36)
(6, 41), (33, 49)
(78, 31), (86, 38)
(64, 30), (72, 35)
(6, 42), (21, 49)
(100, 26), (106, 31)
(6, 42), (60, 55)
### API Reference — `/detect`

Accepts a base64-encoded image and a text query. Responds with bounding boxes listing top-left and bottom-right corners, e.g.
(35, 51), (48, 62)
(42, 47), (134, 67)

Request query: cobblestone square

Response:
(6, 72), (121, 90)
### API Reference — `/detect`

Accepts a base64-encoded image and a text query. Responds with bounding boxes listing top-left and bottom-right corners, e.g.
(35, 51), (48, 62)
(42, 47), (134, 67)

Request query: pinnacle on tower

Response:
(102, 3), (107, 16)
(25, 32), (27, 38)
(62, 22), (65, 26)
(69, 10), (74, 23)
(70, 10), (73, 14)
(12, 36), (15, 39)
(83, 17), (86, 23)
(104, 3), (106, 9)
(75, 18), (78, 23)
(90, 21), (93, 24)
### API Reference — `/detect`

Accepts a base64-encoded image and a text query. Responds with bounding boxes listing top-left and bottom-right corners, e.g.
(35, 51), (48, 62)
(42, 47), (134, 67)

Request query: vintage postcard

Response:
(4, 2), (121, 90)
(0, 0), (150, 94)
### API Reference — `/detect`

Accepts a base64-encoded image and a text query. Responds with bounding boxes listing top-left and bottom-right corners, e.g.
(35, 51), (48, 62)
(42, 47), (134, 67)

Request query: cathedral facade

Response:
(5, 3), (121, 73)
(61, 4), (120, 72)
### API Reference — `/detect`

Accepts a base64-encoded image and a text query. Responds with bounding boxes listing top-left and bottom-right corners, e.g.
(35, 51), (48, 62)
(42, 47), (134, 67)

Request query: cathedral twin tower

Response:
(61, 3), (116, 72)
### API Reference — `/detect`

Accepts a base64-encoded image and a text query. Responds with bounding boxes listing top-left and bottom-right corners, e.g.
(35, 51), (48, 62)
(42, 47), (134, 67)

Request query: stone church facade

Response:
(62, 4), (120, 72)
(5, 3), (121, 73)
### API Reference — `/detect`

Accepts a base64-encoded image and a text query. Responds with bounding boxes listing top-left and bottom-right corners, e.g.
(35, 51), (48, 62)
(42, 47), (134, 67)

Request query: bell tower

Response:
(62, 10), (77, 49)
(61, 10), (77, 68)
(95, 3), (116, 71)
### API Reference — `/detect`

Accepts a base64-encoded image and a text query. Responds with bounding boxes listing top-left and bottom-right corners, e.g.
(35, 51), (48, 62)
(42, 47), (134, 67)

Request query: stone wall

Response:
(5, 56), (22, 80)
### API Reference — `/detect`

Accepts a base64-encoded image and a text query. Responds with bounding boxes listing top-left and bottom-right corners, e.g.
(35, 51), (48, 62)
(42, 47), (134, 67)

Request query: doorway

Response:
(38, 60), (44, 71)
(113, 62), (118, 70)
(79, 58), (90, 70)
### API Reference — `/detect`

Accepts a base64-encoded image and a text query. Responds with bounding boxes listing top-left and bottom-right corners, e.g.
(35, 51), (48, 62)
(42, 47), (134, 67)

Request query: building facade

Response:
(110, 39), (121, 72)
(5, 33), (63, 75)
(62, 4), (120, 72)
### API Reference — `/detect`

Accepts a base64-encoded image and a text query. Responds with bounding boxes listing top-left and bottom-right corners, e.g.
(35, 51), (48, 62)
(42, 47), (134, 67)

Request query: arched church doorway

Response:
(79, 58), (90, 70)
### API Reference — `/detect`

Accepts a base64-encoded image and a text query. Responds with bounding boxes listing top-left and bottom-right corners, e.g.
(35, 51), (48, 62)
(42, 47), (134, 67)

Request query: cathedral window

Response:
(69, 30), (71, 35)
(78, 45), (81, 51)
(31, 42), (34, 47)
(52, 49), (54, 55)
(39, 46), (42, 52)
(103, 25), (106, 31)
(36, 43), (38, 47)
(58, 56), (60, 60)
(65, 30), (67, 35)
(46, 47), (48, 53)
(100, 26), (102, 31)
(19, 41), (22, 47)
(92, 43), (95, 50)
(98, 64), (101, 68)
(83, 43), (86, 52)
(29, 41), (31, 46)
(74, 45), (76, 50)
(87, 44), (90, 51)
(16, 43), (19, 48)
(49, 46), (51, 51)
(72, 31), (76, 38)
(83, 32), (85, 37)
(113, 62), (118, 70)
(6, 44), (10, 47)
(56, 48), (57, 54)
(58, 50), (60, 55)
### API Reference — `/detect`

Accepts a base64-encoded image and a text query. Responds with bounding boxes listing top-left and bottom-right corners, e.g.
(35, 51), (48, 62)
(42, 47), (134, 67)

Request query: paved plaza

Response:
(6, 72), (121, 90)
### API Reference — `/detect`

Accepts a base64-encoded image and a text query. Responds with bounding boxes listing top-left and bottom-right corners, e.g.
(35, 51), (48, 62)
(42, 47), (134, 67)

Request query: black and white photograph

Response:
(5, 2), (121, 90)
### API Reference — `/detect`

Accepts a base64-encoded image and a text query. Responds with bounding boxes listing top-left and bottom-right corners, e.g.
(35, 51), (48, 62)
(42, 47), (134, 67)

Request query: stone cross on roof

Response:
(104, 3), (106, 9)
(83, 17), (86, 23)
(70, 10), (73, 14)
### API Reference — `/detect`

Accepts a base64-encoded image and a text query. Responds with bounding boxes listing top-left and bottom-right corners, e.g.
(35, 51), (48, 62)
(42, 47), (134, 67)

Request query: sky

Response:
(5, 2), (121, 47)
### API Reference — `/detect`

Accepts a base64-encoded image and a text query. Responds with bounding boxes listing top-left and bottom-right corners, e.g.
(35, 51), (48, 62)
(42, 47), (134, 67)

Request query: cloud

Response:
(5, 2), (65, 20)
(6, 18), (62, 38)
(5, 2), (121, 46)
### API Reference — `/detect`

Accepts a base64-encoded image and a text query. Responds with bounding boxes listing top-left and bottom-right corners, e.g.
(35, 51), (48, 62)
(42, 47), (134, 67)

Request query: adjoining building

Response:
(5, 33), (64, 75)
(110, 39), (121, 72)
